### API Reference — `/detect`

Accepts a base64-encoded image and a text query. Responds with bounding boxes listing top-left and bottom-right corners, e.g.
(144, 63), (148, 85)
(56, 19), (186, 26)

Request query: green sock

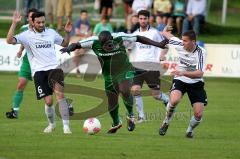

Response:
(109, 104), (120, 126)
(12, 90), (23, 112)
(122, 94), (134, 117)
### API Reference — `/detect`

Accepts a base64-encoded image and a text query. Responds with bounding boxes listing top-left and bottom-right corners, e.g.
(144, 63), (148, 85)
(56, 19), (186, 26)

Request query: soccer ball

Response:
(83, 118), (101, 135)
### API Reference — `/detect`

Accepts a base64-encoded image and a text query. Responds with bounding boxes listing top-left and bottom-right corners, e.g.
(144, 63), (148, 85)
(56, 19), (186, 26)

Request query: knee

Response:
(194, 111), (203, 120)
(17, 80), (27, 90)
(152, 92), (160, 100)
(45, 101), (53, 106)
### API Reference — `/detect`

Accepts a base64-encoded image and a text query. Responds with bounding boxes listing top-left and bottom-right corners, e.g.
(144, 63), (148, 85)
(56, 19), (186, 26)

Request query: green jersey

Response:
(79, 32), (137, 81)
(18, 24), (32, 80)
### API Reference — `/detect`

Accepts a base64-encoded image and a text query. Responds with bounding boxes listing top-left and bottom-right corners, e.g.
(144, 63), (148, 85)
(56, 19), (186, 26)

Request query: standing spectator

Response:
(45, 0), (58, 28)
(57, 0), (73, 31)
(172, 0), (186, 36)
(93, 15), (113, 35)
(182, 0), (206, 36)
(100, 0), (114, 17)
(71, 10), (92, 77)
(24, 0), (41, 24)
(132, 0), (152, 14)
(153, 0), (172, 25)
(123, 0), (134, 32)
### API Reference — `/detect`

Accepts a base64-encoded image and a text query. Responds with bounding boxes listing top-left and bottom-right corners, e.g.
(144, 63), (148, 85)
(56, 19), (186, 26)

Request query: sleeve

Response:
(197, 48), (206, 71)
(14, 32), (27, 45)
(79, 36), (97, 49)
(114, 32), (137, 42)
(167, 37), (183, 50)
(53, 30), (64, 45)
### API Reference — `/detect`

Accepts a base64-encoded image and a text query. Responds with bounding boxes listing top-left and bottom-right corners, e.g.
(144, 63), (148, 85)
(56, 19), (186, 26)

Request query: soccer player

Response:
(60, 30), (169, 133)
(7, 11), (72, 134)
(130, 10), (169, 123)
(5, 8), (38, 119)
(159, 30), (207, 138)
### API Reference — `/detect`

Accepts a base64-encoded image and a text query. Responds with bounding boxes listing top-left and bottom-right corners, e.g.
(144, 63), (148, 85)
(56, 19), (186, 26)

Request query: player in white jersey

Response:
(129, 10), (169, 123)
(7, 11), (72, 134)
(159, 30), (207, 138)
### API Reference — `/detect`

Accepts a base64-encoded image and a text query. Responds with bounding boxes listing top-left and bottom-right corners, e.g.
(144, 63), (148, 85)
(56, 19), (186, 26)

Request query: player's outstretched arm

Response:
(171, 70), (204, 79)
(61, 19), (72, 47)
(60, 43), (82, 54)
(136, 35), (169, 49)
(6, 11), (22, 44)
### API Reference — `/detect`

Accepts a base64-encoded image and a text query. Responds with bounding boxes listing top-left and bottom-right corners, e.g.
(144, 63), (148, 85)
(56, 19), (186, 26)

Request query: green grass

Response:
(0, 73), (240, 159)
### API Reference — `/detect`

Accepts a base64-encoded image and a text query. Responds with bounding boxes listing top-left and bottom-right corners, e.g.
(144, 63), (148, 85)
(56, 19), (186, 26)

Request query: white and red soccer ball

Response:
(83, 118), (101, 135)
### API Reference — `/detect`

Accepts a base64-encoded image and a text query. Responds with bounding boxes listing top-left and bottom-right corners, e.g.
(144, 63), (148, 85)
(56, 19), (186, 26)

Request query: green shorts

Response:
(104, 71), (134, 93)
(18, 54), (32, 81)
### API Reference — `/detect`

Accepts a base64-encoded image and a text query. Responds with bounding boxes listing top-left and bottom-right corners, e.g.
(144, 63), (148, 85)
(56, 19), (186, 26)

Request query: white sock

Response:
(163, 102), (176, 124)
(186, 116), (202, 132)
(135, 95), (144, 119)
(45, 104), (55, 125)
(58, 98), (70, 127)
(158, 92), (169, 104)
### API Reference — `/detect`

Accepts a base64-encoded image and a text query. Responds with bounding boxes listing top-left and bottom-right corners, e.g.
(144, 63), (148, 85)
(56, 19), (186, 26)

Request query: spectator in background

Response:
(71, 10), (92, 77)
(149, 15), (155, 28)
(132, 0), (152, 14)
(129, 14), (140, 33)
(156, 13), (166, 31)
(100, 0), (114, 17)
(153, 0), (172, 25)
(123, 0), (134, 32)
(45, 0), (58, 28)
(182, 0), (206, 36)
(172, 0), (186, 36)
(57, 0), (72, 31)
(24, 0), (41, 24)
(93, 15), (113, 35)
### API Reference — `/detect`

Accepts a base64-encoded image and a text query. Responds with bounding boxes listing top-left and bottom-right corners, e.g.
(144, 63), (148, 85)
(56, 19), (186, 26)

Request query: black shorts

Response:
(133, 68), (160, 90)
(33, 69), (64, 100)
(100, 0), (113, 8)
(170, 79), (208, 106)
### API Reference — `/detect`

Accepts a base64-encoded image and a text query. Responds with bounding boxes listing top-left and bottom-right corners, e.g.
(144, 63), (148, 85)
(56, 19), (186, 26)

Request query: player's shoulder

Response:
(45, 27), (57, 33)
(112, 32), (137, 39)
(20, 24), (29, 32)
(80, 36), (98, 43)
(197, 45), (206, 55)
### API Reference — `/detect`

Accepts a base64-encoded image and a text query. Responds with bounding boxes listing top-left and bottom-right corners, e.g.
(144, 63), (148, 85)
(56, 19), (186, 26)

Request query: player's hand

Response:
(60, 43), (81, 54)
(171, 70), (183, 76)
(16, 50), (23, 58)
(64, 18), (72, 33)
(12, 11), (22, 23)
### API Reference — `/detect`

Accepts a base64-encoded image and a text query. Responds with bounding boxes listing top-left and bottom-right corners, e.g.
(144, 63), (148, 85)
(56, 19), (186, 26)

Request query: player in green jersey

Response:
(6, 8), (37, 119)
(60, 31), (168, 133)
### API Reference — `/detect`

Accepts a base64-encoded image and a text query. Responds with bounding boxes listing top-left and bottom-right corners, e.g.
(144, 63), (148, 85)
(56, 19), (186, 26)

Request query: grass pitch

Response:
(0, 73), (240, 159)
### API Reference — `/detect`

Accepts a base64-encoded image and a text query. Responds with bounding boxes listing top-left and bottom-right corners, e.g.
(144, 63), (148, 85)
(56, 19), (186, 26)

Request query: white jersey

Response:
(130, 26), (164, 65)
(168, 37), (206, 83)
(14, 28), (63, 76)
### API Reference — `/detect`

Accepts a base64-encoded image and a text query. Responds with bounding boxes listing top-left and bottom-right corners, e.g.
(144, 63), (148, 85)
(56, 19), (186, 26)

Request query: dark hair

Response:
(27, 8), (38, 16)
(32, 11), (45, 22)
(98, 31), (112, 44)
(138, 10), (150, 18)
(182, 30), (196, 41)
(81, 10), (88, 14)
